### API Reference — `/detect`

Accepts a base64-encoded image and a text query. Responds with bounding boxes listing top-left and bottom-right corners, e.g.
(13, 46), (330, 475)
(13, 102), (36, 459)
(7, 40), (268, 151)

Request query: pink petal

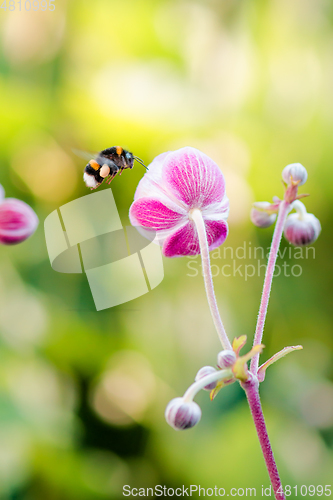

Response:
(162, 222), (199, 257)
(202, 197), (230, 222)
(162, 147), (226, 208)
(206, 220), (229, 251)
(134, 152), (171, 201)
(129, 197), (186, 230)
(162, 219), (228, 257)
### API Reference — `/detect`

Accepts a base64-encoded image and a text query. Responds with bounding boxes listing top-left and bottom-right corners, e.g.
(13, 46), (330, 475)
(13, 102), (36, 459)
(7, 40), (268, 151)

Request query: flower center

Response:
(188, 207), (201, 221)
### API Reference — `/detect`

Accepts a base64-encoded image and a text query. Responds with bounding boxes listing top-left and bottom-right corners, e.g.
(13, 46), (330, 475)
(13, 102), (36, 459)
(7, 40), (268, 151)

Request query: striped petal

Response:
(162, 147), (226, 208)
(162, 219), (228, 257)
(129, 197), (186, 231)
(134, 152), (171, 201)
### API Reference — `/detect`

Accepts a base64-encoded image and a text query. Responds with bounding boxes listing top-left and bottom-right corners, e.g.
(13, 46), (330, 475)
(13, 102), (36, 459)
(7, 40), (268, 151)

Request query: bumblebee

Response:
(82, 146), (147, 190)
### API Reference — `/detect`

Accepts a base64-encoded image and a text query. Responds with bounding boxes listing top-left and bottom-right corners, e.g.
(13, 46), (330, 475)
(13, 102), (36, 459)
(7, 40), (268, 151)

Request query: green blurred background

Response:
(0, 0), (333, 498)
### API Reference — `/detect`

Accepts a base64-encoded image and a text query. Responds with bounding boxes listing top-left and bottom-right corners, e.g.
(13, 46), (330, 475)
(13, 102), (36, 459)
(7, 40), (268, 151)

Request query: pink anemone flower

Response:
(129, 147), (229, 257)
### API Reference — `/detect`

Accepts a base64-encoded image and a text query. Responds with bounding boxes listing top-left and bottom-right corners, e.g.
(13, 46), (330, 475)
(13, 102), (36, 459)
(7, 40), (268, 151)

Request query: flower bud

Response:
(165, 397), (201, 430)
(282, 163), (308, 186)
(250, 207), (277, 228)
(195, 366), (217, 391)
(284, 213), (321, 246)
(0, 198), (39, 245)
(217, 349), (237, 369)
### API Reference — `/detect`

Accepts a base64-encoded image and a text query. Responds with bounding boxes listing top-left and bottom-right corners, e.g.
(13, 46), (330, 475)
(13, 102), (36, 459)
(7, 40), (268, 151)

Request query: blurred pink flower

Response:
(129, 147), (229, 257)
(0, 190), (39, 245)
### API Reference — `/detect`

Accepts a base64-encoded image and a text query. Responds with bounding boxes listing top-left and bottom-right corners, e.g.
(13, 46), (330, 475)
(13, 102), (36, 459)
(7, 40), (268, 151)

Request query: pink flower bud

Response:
(195, 366), (217, 391)
(283, 213), (321, 246)
(282, 163), (308, 186)
(0, 198), (39, 245)
(217, 349), (236, 369)
(165, 397), (201, 430)
(250, 206), (277, 228)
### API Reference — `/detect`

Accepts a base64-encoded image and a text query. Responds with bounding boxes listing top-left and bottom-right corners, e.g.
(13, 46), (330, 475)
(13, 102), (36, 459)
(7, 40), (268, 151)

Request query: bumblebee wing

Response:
(72, 149), (99, 162)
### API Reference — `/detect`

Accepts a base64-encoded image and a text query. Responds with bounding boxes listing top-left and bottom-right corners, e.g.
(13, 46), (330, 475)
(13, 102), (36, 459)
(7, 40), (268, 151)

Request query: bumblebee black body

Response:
(83, 146), (146, 190)
(100, 146), (134, 170)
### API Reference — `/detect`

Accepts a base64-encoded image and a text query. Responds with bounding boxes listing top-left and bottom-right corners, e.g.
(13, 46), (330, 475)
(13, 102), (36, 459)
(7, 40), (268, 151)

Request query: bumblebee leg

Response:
(106, 172), (117, 184)
(105, 162), (119, 184)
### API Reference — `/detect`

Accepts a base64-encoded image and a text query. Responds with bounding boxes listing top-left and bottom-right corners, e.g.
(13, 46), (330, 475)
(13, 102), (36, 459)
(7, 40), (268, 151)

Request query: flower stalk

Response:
(190, 208), (232, 351)
(250, 200), (291, 374)
(243, 378), (285, 500)
(183, 368), (232, 402)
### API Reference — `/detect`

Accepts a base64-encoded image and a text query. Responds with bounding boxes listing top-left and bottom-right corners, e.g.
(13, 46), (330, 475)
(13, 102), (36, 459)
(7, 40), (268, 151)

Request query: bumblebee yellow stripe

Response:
(116, 146), (123, 156)
(89, 160), (100, 171)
